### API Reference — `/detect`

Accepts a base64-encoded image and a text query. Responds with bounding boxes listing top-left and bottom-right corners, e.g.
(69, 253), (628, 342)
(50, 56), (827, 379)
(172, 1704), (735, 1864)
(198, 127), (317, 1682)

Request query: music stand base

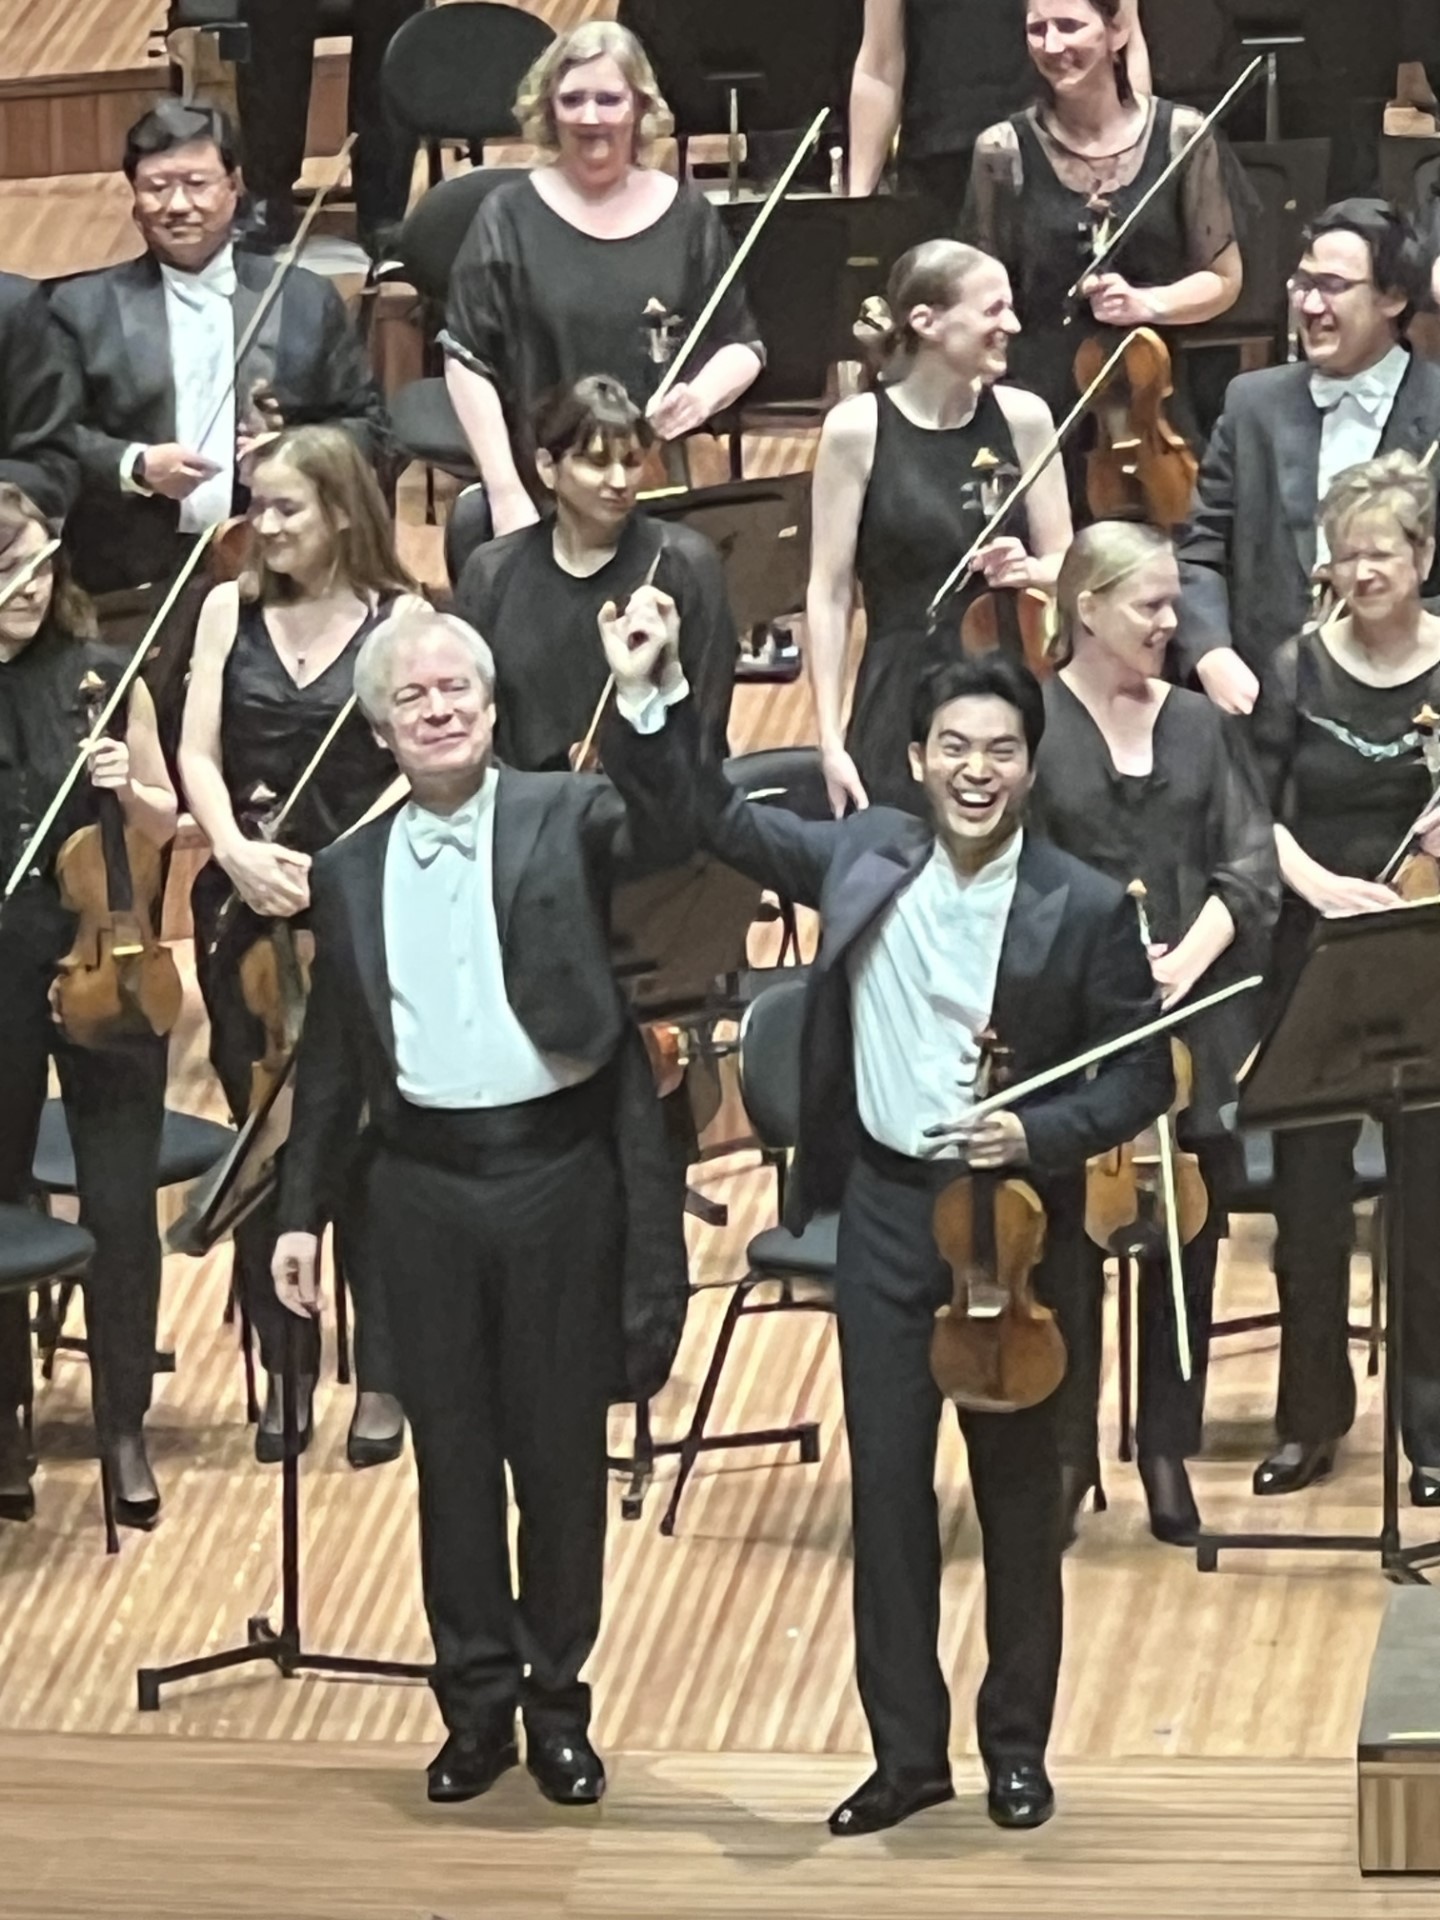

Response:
(1196, 1523), (1440, 1583)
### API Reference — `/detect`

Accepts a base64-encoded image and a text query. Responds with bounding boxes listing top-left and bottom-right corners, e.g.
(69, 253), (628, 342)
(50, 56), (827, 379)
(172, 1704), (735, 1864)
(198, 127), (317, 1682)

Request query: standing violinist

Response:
(666, 642), (1171, 1837)
(0, 485), (176, 1527)
(1251, 452), (1440, 1503)
(1028, 521), (1278, 1546)
(179, 425), (424, 1467)
(810, 240), (1072, 817)
(964, 0), (1244, 510)
(1174, 201), (1440, 718)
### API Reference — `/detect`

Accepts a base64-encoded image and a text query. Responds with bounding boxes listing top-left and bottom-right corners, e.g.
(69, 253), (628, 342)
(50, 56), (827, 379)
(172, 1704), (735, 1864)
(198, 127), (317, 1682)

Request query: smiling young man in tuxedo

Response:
(668, 646), (1172, 1837)
(271, 599), (695, 1808)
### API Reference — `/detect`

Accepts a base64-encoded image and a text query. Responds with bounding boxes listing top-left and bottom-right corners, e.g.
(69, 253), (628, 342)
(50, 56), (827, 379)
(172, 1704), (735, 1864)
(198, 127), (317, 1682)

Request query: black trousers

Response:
(191, 872), (397, 1389)
(364, 1116), (619, 1735)
(236, 0), (423, 230)
(0, 922), (165, 1437)
(1273, 1112), (1440, 1465)
(836, 1146), (1066, 1779)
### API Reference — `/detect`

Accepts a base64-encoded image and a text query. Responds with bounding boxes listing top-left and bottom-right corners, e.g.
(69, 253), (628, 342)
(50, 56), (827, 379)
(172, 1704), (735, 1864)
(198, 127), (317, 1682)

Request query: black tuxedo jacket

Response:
(47, 249), (393, 596)
(1174, 352), (1440, 679)
(0, 273), (80, 524)
(695, 789), (1174, 1234)
(276, 706), (699, 1400)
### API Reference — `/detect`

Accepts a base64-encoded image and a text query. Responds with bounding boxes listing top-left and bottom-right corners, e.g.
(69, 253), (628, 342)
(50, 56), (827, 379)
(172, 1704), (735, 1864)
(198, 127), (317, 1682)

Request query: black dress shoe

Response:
(427, 1727), (519, 1804)
(234, 194), (300, 254)
(0, 1412), (35, 1523)
(255, 1372), (315, 1465)
(1138, 1452), (1200, 1547)
(346, 1391), (405, 1470)
(525, 1727), (606, 1805)
(1410, 1466), (1440, 1507)
(1060, 1462), (1107, 1550)
(827, 1769), (954, 1836)
(108, 1431), (161, 1531)
(986, 1761), (1055, 1830)
(1252, 1440), (1337, 1497)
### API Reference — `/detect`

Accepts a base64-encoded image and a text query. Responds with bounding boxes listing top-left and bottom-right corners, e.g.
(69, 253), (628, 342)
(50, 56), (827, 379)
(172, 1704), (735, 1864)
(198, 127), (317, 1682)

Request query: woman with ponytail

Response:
(808, 239), (1072, 815)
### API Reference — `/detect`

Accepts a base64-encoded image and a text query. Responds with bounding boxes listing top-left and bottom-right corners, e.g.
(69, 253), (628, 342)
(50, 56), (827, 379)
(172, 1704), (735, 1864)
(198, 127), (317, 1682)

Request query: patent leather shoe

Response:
(1138, 1452), (1200, 1547)
(525, 1726), (606, 1805)
(827, 1769), (954, 1836)
(109, 1431), (161, 1530)
(427, 1726), (519, 1804)
(1410, 1466), (1440, 1508)
(1251, 1440), (1337, 1497)
(986, 1761), (1055, 1830)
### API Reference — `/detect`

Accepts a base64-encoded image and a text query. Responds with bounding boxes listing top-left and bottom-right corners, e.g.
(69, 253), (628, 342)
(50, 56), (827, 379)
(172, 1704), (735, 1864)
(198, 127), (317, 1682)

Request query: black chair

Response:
(1112, 1120), (1387, 1464)
(656, 975), (833, 1537)
(381, 1), (555, 186)
(0, 1203), (115, 1552)
(722, 745), (830, 969)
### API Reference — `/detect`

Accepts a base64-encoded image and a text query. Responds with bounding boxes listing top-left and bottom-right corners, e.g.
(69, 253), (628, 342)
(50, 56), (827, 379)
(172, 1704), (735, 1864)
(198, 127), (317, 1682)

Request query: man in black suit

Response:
(678, 650), (1172, 1838)
(48, 100), (389, 607)
(1175, 199), (1440, 714)
(271, 601), (693, 1810)
(0, 274), (80, 524)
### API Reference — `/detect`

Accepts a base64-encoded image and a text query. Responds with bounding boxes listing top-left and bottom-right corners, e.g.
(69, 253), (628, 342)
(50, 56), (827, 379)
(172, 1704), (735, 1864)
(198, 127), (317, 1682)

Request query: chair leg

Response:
(40, 1280), (76, 1382)
(1116, 1256), (1134, 1465)
(660, 1282), (752, 1537)
(1368, 1197), (1386, 1379)
(236, 1275), (260, 1427)
(334, 1255), (352, 1388)
(618, 1399), (655, 1522)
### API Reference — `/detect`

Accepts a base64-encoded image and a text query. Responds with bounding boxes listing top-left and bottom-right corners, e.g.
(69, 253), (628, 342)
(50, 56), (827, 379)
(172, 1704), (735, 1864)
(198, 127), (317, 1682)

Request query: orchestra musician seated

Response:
(0, 485), (176, 1529)
(0, 272), (80, 525)
(456, 375), (735, 772)
(441, 20), (763, 566)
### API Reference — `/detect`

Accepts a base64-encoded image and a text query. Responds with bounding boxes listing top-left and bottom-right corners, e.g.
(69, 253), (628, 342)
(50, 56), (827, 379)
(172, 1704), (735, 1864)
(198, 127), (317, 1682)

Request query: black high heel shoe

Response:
(108, 1431), (160, 1531)
(255, 1371), (315, 1465)
(0, 1410), (36, 1523)
(1061, 1462), (1107, 1549)
(1138, 1452), (1200, 1546)
(346, 1392), (405, 1470)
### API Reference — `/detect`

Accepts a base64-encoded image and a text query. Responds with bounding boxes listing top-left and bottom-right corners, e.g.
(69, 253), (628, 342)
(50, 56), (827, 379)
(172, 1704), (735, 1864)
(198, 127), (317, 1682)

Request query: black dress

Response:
(897, 0), (1033, 205)
(1253, 628), (1440, 1464)
(849, 383), (1023, 807)
(0, 623), (166, 1438)
(443, 178), (764, 440)
(1030, 677), (1279, 1465)
(189, 595), (398, 1385)
(457, 513), (736, 772)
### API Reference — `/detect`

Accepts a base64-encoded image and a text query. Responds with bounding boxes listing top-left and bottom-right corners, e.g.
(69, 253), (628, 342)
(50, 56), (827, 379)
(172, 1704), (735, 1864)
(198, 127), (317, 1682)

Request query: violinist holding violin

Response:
(672, 645), (1171, 1837)
(1028, 522), (1279, 1546)
(179, 425), (424, 1468)
(1252, 452), (1440, 1505)
(0, 485), (176, 1527)
(810, 240), (1072, 817)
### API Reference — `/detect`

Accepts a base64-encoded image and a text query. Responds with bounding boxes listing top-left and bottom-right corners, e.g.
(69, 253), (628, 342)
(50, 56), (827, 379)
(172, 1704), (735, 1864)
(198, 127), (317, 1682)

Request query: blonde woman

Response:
(443, 20), (764, 540)
(180, 425), (425, 1468)
(1029, 520), (1278, 1546)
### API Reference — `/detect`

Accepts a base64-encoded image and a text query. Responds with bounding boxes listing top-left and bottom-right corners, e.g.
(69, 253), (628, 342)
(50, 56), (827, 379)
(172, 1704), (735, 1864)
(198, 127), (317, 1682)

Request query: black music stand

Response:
(1196, 902), (1440, 1581)
(136, 1316), (427, 1709)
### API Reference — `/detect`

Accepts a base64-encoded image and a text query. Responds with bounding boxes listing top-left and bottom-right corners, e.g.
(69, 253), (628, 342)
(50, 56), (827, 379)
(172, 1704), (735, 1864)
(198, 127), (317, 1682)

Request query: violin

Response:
(240, 920), (314, 1110)
(51, 669), (183, 1051)
(1072, 329), (1197, 530)
(953, 463), (1054, 679)
(1382, 703), (1440, 903)
(928, 1033), (1067, 1414)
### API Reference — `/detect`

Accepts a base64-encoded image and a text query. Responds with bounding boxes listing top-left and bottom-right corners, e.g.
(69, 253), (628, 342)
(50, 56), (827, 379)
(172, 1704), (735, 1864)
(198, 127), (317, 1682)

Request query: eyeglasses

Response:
(134, 173), (233, 208)
(553, 88), (633, 119)
(1287, 270), (1373, 304)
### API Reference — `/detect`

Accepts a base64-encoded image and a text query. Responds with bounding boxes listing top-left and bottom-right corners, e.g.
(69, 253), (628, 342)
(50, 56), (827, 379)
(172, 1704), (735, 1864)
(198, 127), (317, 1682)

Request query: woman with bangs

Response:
(442, 20), (764, 549)
(179, 424), (428, 1469)
(456, 375), (735, 773)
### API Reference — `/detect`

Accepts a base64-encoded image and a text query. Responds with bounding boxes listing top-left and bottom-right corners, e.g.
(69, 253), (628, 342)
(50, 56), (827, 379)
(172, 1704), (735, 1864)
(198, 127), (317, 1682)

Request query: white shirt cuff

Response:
(614, 672), (690, 735)
(120, 445), (153, 495)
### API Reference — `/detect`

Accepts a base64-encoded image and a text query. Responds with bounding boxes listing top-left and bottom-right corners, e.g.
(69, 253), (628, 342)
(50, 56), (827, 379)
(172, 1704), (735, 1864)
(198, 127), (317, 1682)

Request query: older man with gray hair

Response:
(273, 593), (696, 1808)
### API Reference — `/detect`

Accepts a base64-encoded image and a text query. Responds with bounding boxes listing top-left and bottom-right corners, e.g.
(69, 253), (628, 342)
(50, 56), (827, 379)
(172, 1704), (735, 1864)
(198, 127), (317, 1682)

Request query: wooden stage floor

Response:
(2, 1735), (1434, 1919)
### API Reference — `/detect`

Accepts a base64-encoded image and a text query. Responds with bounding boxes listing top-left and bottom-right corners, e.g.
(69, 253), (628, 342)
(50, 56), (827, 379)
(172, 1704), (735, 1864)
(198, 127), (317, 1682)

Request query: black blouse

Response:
(443, 177), (764, 435)
(457, 513), (735, 773)
(1030, 677), (1278, 1131)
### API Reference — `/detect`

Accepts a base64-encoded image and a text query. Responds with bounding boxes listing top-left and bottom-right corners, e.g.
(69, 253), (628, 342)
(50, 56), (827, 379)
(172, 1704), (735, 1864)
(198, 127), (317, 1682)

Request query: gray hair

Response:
(353, 606), (496, 723)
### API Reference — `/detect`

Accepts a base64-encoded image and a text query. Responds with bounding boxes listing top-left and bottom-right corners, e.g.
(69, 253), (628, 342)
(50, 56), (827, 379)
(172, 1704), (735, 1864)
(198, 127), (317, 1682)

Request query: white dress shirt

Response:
(848, 831), (1023, 1160)
(123, 243), (239, 533)
(383, 773), (592, 1109)
(1312, 343), (1410, 561)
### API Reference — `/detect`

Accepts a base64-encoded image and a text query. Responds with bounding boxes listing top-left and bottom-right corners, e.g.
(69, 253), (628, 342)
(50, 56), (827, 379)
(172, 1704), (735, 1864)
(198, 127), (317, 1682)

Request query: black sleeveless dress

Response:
(899, 0), (1032, 200)
(849, 384), (1021, 807)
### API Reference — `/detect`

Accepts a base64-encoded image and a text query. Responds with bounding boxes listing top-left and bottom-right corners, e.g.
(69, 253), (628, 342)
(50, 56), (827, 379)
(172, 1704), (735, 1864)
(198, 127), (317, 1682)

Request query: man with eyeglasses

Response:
(47, 99), (390, 732)
(1174, 199), (1440, 716)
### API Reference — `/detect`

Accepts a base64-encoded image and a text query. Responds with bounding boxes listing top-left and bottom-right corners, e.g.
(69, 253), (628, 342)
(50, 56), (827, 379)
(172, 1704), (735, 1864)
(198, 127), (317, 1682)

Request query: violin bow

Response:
(649, 106), (829, 408)
(573, 548), (665, 770)
(1377, 702), (1440, 886)
(920, 974), (1264, 1148)
(925, 328), (1143, 629)
(1127, 881), (1192, 1382)
(0, 537), (62, 615)
(1062, 53), (1266, 316)
(1, 137), (359, 910)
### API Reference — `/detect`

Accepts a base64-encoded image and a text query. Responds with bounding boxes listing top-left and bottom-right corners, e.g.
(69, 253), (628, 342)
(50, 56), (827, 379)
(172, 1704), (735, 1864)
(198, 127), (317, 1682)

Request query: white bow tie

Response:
(405, 805), (478, 865)
(1311, 367), (1394, 415)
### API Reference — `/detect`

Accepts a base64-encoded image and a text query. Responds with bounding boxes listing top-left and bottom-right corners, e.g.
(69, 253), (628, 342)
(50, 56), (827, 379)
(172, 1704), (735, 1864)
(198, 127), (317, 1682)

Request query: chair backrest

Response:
(644, 475), (812, 630)
(381, 2), (556, 146)
(724, 746), (831, 823)
(738, 977), (808, 1152)
(1222, 138), (1332, 333)
(397, 165), (520, 303)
